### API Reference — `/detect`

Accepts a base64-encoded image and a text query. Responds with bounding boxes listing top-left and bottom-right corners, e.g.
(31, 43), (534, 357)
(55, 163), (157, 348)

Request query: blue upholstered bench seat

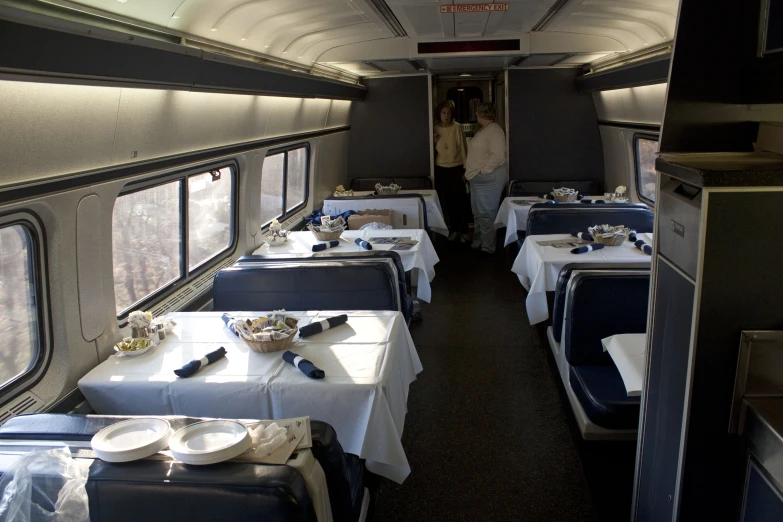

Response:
(509, 180), (603, 197)
(570, 365), (641, 430)
(350, 177), (432, 191)
(218, 253), (413, 321)
(526, 203), (654, 236)
(560, 271), (650, 435)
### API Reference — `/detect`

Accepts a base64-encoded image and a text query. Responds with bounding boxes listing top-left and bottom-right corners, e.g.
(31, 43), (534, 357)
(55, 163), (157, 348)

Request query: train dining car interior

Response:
(2, 0), (783, 520)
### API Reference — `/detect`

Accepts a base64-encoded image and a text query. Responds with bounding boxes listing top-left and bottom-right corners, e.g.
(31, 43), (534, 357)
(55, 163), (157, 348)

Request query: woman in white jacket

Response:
(463, 103), (507, 254)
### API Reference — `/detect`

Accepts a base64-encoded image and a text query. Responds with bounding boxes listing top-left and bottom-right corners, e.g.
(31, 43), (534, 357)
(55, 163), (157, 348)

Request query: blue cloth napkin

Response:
(299, 315), (348, 338)
(282, 351), (325, 379)
(577, 194), (585, 200)
(354, 238), (372, 250)
(634, 239), (653, 255)
(570, 230), (593, 241)
(571, 243), (605, 254)
(580, 199), (606, 204)
(222, 313), (239, 336)
(174, 347), (227, 378)
(312, 240), (340, 252)
(304, 209), (355, 226)
(628, 230), (637, 242)
(542, 194), (555, 200)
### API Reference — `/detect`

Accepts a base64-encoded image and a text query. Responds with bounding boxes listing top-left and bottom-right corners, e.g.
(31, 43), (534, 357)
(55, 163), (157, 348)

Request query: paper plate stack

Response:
(91, 418), (172, 463)
(168, 420), (252, 465)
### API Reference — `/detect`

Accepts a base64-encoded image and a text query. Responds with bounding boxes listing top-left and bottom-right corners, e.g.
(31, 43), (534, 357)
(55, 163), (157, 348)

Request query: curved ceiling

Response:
(59, 0), (680, 77)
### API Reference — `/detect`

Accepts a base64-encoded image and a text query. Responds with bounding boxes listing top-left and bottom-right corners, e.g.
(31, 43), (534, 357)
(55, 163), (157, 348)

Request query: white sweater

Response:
(464, 122), (506, 180)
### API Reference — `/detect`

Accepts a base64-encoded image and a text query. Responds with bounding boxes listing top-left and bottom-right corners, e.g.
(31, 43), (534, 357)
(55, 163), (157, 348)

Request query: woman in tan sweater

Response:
(433, 101), (470, 241)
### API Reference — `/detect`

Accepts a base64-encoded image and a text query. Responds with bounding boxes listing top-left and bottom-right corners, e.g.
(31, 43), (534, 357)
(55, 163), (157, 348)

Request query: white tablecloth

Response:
(494, 196), (612, 247)
(252, 229), (439, 302)
(602, 333), (647, 396)
(79, 311), (422, 484)
(512, 233), (653, 324)
(352, 190), (448, 237)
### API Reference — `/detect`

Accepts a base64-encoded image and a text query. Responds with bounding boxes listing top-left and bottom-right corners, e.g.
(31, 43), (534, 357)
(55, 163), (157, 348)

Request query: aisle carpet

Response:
(371, 239), (599, 521)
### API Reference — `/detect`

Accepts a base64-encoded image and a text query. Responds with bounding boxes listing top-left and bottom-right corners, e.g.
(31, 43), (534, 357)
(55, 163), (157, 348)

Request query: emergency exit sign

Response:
(440, 3), (509, 13)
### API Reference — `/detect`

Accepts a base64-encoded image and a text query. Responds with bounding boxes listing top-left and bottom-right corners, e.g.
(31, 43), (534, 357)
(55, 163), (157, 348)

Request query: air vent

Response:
(365, 0), (407, 37)
(0, 392), (45, 425)
(151, 257), (237, 317)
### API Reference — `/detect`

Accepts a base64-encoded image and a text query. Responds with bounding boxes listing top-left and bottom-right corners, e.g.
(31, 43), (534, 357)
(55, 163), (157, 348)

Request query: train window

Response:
(635, 136), (659, 204)
(260, 152), (285, 225)
(260, 144), (310, 225)
(188, 167), (234, 271)
(285, 147), (307, 213)
(0, 224), (41, 389)
(112, 181), (182, 315)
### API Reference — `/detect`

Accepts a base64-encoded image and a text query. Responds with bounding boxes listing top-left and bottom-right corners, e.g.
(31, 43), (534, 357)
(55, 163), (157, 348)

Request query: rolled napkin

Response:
(629, 230), (638, 242)
(174, 347), (227, 378)
(222, 313), (239, 336)
(571, 243), (605, 255)
(634, 239), (653, 255)
(299, 314), (348, 338)
(580, 199), (606, 204)
(542, 194), (555, 200)
(354, 238), (372, 250)
(312, 240), (340, 252)
(570, 230), (593, 241)
(577, 194), (585, 200)
(282, 351), (325, 379)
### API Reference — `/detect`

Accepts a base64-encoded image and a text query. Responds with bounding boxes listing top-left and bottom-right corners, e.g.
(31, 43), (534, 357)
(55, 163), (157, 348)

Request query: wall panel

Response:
(0, 80), (350, 189)
(347, 76), (430, 180)
(0, 82), (120, 186)
(507, 69), (604, 182)
(326, 100), (352, 128)
(592, 83), (667, 126)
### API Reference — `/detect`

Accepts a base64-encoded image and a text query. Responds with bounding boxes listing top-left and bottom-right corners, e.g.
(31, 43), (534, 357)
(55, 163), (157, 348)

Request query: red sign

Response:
(440, 3), (509, 13)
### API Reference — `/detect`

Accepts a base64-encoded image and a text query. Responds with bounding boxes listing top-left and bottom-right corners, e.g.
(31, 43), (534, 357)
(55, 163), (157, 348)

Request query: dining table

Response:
(512, 233), (653, 324)
(350, 189), (448, 237)
(78, 310), (422, 484)
(494, 196), (612, 247)
(602, 333), (647, 396)
(252, 229), (439, 302)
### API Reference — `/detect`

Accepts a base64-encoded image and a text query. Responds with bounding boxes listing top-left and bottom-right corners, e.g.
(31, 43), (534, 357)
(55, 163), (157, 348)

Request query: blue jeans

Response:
(469, 165), (507, 253)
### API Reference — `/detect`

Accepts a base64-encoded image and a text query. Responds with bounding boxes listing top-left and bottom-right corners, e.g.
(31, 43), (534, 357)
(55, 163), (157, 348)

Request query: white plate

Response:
(169, 420), (251, 465)
(114, 345), (153, 358)
(91, 418), (171, 463)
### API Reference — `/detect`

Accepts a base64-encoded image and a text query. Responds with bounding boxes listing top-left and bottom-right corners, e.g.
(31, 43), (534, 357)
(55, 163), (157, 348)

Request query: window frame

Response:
(633, 133), (660, 206)
(260, 143), (310, 228)
(0, 212), (52, 405)
(113, 161), (238, 319)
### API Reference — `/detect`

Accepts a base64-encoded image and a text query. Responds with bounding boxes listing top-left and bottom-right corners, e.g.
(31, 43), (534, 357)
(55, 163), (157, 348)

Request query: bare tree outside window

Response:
(112, 181), (182, 315)
(0, 225), (38, 387)
(261, 153), (284, 225)
(189, 168), (233, 270)
(636, 137), (659, 203)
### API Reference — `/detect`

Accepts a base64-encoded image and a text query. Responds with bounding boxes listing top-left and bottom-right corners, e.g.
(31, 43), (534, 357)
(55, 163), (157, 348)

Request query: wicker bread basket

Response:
(234, 316), (299, 353)
(588, 225), (630, 246)
(553, 193), (578, 203)
(311, 229), (343, 241)
(375, 183), (401, 195)
(241, 332), (297, 353)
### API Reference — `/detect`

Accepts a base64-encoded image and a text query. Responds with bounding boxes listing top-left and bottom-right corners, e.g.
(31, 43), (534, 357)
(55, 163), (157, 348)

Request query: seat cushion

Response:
(569, 365), (641, 430)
